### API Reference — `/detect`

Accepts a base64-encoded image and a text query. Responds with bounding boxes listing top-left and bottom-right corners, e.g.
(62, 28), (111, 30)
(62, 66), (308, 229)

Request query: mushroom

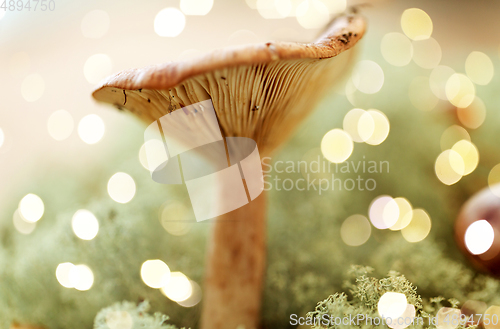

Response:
(455, 183), (500, 276)
(92, 14), (366, 329)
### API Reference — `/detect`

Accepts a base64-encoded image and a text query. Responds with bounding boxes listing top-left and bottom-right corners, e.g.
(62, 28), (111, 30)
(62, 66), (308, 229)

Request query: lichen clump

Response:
(94, 300), (181, 329)
(307, 266), (472, 329)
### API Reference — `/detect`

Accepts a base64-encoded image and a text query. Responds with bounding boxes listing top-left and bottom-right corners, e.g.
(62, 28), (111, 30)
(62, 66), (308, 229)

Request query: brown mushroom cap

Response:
(92, 14), (366, 155)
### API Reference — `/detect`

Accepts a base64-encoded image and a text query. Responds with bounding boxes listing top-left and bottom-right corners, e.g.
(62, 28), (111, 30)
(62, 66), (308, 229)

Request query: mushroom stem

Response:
(201, 189), (267, 329)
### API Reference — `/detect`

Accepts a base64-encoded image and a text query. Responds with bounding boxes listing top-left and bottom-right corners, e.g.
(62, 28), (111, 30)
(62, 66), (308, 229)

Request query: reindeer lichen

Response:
(94, 300), (182, 329)
(307, 266), (475, 329)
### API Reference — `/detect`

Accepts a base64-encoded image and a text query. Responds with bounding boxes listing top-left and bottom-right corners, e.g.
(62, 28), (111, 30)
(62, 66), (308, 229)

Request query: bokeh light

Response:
(141, 259), (171, 289)
(47, 110), (74, 141)
(461, 300), (487, 325)
(81, 10), (110, 38)
(181, 0), (213, 15)
(69, 264), (94, 291)
(295, 0), (329, 29)
(56, 262), (76, 288)
(9, 51), (30, 78)
(154, 8), (186, 37)
(160, 271), (192, 302)
(440, 125), (470, 151)
(105, 311), (134, 329)
(351, 60), (384, 94)
(378, 292), (408, 320)
(245, 0), (257, 9)
(320, 129), (354, 163)
(430, 65), (455, 100)
(409, 76), (439, 111)
(275, 0), (293, 17)
(344, 78), (380, 108)
(484, 306), (500, 329)
(436, 307), (461, 329)
(321, 0), (346, 14)
(19, 193), (44, 223)
(283, 0), (303, 17)
(389, 197), (413, 231)
(365, 110), (390, 145)
(412, 37), (441, 69)
(13, 209), (36, 235)
(107, 172), (136, 204)
(257, 0), (288, 19)
(369, 195), (400, 230)
(159, 201), (192, 236)
(21, 73), (45, 102)
(72, 209), (99, 241)
(479, 237), (500, 262)
(0, 128), (4, 148)
(344, 76), (356, 99)
(83, 54), (113, 84)
(451, 140), (479, 176)
(139, 140), (169, 171)
(465, 220), (494, 255)
(343, 108), (373, 143)
(388, 304), (416, 329)
(488, 164), (500, 197)
(357, 111), (375, 143)
(401, 8), (433, 41)
(465, 51), (494, 85)
(445, 73), (476, 108)
(435, 149), (464, 185)
(380, 32), (413, 67)
(401, 209), (431, 243)
(457, 97), (486, 129)
(177, 280), (202, 307)
(78, 114), (105, 144)
(340, 214), (372, 246)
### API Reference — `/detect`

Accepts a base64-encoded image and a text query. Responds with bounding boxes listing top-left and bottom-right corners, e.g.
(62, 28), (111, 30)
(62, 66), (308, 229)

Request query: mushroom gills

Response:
(97, 49), (356, 155)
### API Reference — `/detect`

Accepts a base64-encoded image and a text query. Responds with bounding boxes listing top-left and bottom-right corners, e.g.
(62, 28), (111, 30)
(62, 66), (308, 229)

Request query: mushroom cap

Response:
(92, 14), (366, 155)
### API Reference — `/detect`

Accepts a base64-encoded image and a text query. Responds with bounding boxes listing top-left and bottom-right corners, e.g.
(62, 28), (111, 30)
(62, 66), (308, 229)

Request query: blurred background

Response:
(1, 0), (500, 206)
(1, 0), (500, 328)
